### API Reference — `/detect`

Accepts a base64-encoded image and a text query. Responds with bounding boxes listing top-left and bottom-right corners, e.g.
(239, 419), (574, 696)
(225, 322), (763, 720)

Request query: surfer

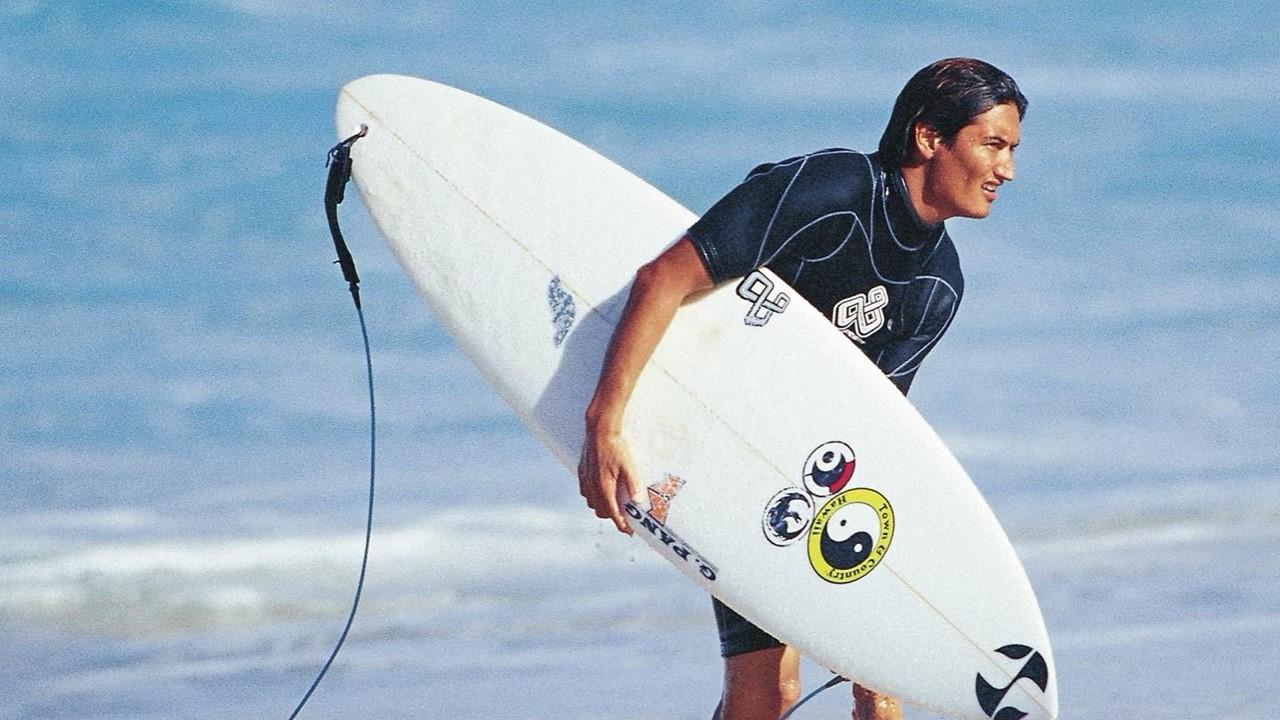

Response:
(579, 58), (1027, 720)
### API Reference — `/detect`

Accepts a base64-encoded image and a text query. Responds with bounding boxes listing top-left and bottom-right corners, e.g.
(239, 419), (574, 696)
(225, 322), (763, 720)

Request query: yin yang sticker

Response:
(807, 487), (894, 584)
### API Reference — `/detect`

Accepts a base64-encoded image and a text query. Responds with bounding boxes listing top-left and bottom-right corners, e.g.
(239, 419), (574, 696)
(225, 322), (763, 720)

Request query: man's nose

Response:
(996, 152), (1015, 182)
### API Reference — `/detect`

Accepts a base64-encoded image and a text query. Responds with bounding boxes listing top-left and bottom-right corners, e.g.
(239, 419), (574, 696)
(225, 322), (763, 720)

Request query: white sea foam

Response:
(0, 505), (655, 636)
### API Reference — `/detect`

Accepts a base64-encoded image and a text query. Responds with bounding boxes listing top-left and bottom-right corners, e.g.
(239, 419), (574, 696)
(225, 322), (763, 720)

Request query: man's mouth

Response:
(981, 181), (1000, 201)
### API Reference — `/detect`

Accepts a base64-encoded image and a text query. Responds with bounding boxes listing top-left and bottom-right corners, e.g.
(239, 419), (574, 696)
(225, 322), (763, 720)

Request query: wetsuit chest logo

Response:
(832, 285), (888, 342)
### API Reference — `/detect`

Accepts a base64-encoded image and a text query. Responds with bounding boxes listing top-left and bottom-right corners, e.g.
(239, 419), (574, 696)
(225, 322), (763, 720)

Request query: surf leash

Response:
(777, 674), (849, 720)
(324, 126), (368, 309)
(287, 125), (375, 720)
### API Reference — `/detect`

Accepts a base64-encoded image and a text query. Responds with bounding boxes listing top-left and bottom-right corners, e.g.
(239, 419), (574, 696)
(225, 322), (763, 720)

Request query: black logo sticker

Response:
(975, 644), (1050, 720)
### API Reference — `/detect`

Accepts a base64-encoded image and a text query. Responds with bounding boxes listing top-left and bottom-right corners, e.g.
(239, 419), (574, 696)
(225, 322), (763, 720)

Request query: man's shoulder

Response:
(740, 149), (880, 219)
(743, 148), (878, 183)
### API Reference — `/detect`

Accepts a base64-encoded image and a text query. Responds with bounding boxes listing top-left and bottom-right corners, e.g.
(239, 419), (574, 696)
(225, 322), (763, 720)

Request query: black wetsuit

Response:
(685, 148), (965, 656)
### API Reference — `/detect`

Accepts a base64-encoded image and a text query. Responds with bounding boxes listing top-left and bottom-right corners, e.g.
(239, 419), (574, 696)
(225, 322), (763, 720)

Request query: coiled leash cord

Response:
(287, 125), (373, 720)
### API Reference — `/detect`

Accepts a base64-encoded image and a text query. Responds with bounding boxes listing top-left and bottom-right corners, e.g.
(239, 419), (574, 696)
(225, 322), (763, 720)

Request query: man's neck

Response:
(897, 162), (945, 228)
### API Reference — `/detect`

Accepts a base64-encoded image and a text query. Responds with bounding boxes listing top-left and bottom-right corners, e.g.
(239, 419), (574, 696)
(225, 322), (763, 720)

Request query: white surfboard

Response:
(335, 74), (1057, 720)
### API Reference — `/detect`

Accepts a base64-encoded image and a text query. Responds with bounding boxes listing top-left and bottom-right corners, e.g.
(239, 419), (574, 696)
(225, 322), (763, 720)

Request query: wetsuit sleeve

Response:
(686, 161), (802, 283)
(686, 152), (863, 285)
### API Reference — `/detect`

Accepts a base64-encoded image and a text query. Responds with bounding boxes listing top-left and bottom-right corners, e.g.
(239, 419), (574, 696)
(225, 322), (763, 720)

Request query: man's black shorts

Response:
(712, 597), (784, 657)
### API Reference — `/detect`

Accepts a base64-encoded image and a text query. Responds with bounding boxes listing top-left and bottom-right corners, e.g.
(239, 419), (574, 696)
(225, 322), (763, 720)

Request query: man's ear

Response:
(913, 122), (941, 162)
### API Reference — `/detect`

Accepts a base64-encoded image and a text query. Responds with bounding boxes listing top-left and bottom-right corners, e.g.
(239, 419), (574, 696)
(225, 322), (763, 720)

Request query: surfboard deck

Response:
(335, 74), (1057, 720)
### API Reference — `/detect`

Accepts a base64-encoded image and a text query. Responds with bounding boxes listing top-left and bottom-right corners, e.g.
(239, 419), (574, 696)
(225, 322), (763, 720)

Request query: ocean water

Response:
(3, 3), (1278, 718)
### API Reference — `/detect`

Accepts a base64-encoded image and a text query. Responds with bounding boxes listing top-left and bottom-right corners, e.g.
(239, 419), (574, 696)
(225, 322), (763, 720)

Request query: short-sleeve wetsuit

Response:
(685, 148), (965, 656)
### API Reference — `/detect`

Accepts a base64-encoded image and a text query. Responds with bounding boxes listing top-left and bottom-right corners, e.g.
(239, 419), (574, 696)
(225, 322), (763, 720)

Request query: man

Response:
(578, 58), (1027, 720)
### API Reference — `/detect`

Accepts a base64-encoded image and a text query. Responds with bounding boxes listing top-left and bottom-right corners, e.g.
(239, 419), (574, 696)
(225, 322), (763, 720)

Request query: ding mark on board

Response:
(736, 270), (789, 326)
(547, 276), (576, 347)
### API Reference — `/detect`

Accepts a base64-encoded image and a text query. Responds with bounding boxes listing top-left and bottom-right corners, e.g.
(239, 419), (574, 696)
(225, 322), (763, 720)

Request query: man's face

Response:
(922, 102), (1021, 221)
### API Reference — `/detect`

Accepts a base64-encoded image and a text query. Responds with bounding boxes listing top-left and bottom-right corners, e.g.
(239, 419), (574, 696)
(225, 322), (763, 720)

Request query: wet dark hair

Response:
(879, 58), (1028, 168)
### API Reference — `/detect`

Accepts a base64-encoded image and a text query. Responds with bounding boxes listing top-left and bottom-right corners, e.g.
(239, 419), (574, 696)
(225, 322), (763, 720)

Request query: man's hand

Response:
(578, 424), (639, 535)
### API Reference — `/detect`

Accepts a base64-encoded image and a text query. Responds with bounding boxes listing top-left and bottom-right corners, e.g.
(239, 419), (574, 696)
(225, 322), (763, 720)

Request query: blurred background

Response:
(2, 2), (1277, 718)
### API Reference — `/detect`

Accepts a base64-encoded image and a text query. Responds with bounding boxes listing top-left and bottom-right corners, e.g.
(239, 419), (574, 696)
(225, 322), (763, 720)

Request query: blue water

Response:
(3, 3), (1278, 719)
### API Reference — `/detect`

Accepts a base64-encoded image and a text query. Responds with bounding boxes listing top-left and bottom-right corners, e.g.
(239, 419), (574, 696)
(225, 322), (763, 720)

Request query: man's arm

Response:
(579, 235), (714, 534)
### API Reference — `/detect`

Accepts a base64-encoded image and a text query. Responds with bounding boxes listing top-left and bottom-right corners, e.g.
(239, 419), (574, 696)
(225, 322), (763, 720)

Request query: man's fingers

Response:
(578, 435), (638, 535)
(601, 464), (631, 535)
(577, 452), (595, 501)
(611, 464), (638, 535)
(615, 472), (638, 513)
(607, 495), (631, 534)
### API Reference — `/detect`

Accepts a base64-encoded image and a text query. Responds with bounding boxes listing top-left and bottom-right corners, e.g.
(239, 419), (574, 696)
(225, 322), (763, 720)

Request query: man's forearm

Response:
(585, 236), (714, 433)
